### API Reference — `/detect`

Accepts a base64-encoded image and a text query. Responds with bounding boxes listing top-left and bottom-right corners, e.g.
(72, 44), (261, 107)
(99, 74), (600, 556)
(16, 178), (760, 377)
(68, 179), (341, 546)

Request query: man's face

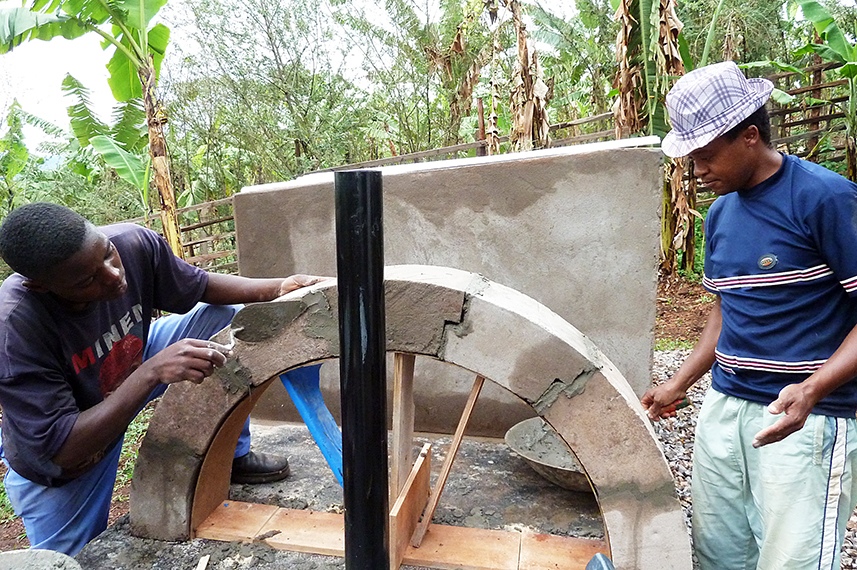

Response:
(688, 133), (754, 196)
(26, 226), (128, 310)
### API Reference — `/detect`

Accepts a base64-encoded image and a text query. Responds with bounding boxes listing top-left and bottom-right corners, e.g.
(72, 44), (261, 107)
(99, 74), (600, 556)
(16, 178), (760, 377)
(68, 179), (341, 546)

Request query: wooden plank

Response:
(191, 385), (270, 535)
(391, 352), (416, 497)
(772, 123), (846, 145)
(182, 231), (236, 248)
(403, 524), (520, 570)
(390, 443), (432, 569)
(411, 375), (485, 547)
(196, 503), (608, 570)
(258, 509), (346, 556)
(766, 60), (840, 81)
(185, 250), (235, 264)
(181, 215), (235, 232)
(549, 112), (613, 131)
(779, 111), (845, 129)
(784, 78), (847, 96)
(195, 501), (278, 542)
(519, 531), (608, 570)
(550, 130), (615, 147)
(769, 95), (848, 117)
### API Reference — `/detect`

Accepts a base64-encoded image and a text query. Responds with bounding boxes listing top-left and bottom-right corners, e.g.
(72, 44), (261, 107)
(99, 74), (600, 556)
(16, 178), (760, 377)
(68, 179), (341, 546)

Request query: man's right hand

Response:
(143, 338), (233, 386)
(641, 382), (688, 421)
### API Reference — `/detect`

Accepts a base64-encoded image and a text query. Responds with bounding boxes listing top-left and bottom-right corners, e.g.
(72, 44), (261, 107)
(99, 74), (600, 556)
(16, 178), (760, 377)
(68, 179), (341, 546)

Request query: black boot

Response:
(231, 450), (291, 484)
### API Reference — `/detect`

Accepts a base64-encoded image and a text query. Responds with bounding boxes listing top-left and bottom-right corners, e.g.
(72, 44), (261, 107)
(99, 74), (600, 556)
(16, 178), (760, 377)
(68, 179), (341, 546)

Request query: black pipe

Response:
(334, 170), (389, 570)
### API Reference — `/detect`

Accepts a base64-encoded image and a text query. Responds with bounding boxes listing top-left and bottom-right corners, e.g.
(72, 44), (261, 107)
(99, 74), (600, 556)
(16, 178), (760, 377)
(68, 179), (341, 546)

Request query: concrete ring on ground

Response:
(130, 264), (692, 570)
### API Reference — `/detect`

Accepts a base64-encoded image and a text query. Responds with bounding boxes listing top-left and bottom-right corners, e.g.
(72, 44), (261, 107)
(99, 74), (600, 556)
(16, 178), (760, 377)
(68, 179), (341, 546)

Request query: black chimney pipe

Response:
(334, 170), (389, 570)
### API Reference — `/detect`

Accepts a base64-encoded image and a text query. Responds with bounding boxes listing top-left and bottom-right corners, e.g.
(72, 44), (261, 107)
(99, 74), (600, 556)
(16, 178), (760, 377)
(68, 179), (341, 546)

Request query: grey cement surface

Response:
(233, 144), (663, 437)
(0, 549), (82, 570)
(76, 422), (603, 569)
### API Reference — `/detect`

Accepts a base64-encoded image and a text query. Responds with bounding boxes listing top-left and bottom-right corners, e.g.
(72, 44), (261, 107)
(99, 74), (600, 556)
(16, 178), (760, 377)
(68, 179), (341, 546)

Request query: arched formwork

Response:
(130, 265), (692, 570)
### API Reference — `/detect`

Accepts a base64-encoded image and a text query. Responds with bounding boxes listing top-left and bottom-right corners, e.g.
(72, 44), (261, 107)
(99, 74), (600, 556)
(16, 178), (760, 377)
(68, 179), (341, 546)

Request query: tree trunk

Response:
(139, 56), (183, 259)
(848, 135), (857, 182)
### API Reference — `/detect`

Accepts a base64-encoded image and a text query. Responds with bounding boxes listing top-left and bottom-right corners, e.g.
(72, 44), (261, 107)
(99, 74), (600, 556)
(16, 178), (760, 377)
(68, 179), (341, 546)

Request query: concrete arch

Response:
(130, 265), (692, 569)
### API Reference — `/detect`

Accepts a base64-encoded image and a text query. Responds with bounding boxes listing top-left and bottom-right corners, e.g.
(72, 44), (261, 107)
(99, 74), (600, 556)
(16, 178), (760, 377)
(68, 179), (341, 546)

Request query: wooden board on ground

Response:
(196, 502), (606, 569)
(519, 531), (608, 570)
(403, 524), (520, 570)
(390, 442), (432, 568)
(191, 383), (272, 535)
(194, 501), (278, 542)
(258, 509), (345, 557)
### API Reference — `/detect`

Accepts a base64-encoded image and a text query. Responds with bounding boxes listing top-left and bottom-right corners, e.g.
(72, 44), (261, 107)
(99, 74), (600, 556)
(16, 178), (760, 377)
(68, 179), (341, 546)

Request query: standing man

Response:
(0, 202), (327, 555)
(642, 61), (857, 569)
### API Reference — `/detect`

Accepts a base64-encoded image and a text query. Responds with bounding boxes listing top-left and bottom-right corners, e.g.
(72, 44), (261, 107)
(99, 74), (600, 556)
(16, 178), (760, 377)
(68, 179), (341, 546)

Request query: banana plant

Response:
(793, 0), (857, 180)
(0, 0), (184, 257)
(0, 101), (31, 213)
(62, 73), (152, 215)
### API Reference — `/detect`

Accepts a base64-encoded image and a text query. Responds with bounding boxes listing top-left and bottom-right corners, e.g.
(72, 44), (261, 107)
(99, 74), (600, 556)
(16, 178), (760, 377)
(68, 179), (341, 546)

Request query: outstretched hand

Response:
(142, 338), (233, 386)
(276, 274), (331, 298)
(752, 383), (815, 448)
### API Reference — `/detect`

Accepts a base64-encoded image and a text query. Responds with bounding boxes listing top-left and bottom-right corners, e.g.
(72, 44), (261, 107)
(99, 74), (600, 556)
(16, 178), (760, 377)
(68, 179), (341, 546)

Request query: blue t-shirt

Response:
(703, 154), (857, 417)
(0, 224), (208, 486)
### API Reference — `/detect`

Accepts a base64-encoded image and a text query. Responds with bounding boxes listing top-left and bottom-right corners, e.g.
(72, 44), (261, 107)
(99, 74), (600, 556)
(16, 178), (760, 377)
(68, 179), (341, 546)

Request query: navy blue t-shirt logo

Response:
(758, 254), (777, 270)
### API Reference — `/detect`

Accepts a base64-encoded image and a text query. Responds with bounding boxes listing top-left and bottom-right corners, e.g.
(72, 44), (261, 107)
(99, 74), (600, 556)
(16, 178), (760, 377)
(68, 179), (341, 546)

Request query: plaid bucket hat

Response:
(661, 61), (774, 158)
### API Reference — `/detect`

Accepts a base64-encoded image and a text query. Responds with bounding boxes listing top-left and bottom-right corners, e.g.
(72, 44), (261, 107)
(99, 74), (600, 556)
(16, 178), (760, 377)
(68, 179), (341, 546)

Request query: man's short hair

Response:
(722, 105), (772, 147)
(0, 203), (90, 279)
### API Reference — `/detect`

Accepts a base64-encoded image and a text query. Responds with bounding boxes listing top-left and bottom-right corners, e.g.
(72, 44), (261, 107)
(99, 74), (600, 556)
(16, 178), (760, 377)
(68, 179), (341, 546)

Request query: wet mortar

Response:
(76, 421), (603, 569)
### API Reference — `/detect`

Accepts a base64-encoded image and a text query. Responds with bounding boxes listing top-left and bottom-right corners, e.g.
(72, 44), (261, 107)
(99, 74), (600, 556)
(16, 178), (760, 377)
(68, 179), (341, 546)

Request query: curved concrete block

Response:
(130, 265), (691, 569)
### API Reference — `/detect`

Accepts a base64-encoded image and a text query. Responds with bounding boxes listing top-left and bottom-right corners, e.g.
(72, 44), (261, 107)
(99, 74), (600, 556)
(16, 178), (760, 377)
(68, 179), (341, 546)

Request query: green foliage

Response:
(793, 0), (857, 179)
(0, 101), (29, 194)
(0, 0), (179, 238)
(90, 134), (146, 189)
(676, 0), (792, 65)
(107, 22), (170, 101)
(62, 74), (152, 214)
(677, 202), (710, 281)
(63, 74), (109, 147)
(0, 102), (144, 227)
(114, 403), (155, 499)
(164, 0), (370, 183)
(655, 338), (697, 351)
(528, 0), (617, 122)
(0, 6), (86, 54)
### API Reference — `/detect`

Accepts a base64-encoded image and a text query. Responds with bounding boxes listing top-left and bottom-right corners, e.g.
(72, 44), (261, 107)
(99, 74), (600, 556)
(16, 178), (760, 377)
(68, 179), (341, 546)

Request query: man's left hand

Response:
(752, 383), (816, 448)
(276, 274), (331, 298)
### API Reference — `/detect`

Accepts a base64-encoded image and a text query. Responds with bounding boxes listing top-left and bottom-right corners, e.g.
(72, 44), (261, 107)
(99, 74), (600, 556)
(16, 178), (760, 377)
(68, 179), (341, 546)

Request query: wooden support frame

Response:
(411, 374), (485, 547)
(391, 352), (416, 497)
(390, 443), (432, 568)
(191, 361), (609, 569)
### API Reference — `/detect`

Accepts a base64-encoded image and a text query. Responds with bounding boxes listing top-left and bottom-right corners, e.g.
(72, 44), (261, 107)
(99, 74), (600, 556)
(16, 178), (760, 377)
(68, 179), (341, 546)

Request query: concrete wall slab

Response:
(233, 144), (663, 435)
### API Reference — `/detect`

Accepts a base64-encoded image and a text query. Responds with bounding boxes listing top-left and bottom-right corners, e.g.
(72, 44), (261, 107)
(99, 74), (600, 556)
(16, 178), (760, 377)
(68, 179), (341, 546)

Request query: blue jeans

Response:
(3, 303), (248, 555)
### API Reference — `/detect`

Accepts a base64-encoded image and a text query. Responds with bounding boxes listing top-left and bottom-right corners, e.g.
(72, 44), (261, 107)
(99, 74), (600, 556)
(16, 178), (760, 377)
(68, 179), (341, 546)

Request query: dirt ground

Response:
(0, 275), (714, 553)
(655, 274), (713, 344)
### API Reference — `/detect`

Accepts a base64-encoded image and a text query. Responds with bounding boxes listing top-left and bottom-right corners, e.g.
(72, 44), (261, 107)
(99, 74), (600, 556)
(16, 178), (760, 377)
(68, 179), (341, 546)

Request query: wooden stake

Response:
(391, 353), (416, 498)
(411, 374), (485, 548)
(390, 443), (432, 568)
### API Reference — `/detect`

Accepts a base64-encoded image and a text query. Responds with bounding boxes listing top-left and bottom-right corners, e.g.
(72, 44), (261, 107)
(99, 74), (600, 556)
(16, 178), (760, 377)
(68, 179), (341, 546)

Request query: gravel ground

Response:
(652, 349), (857, 569)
